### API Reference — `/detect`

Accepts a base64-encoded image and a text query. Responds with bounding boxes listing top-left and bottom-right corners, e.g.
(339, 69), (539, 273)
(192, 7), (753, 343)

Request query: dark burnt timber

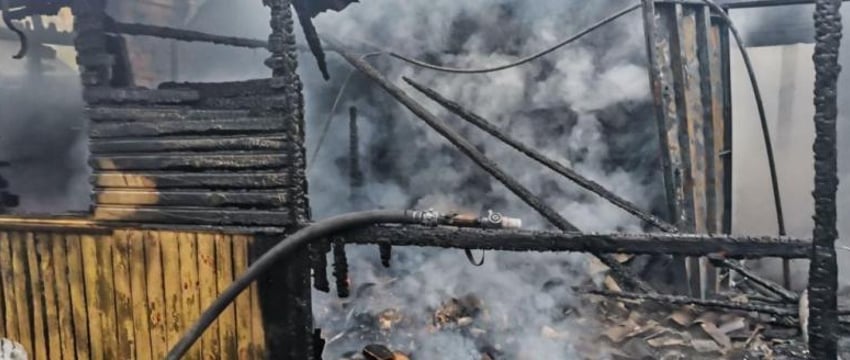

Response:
(89, 117), (287, 138)
(808, 0), (842, 358)
(83, 87), (200, 105)
(710, 257), (799, 302)
(90, 135), (290, 153)
(92, 206), (293, 226)
(341, 225), (812, 259)
(586, 290), (797, 317)
(404, 77), (678, 233)
(328, 39), (653, 294)
(159, 79), (281, 99)
(86, 107), (251, 122)
(103, 17), (267, 49)
(93, 190), (288, 208)
(92, 172), (292, 190)
(90, 153), (290, 171)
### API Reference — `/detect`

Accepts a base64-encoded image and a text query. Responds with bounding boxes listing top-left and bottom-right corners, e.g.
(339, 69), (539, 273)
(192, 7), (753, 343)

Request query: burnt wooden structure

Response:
(0, 0), (842, 359)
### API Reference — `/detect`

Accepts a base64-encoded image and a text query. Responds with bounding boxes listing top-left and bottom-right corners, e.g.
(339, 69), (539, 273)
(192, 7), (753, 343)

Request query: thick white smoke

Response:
(300, 0), (660, 358)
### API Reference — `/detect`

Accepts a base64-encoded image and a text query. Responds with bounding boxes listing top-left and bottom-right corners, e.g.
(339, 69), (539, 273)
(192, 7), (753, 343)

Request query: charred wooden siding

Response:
(85, 79), (305, 227)
(643, 1), (732, 296)
(0, 225), (265, 359)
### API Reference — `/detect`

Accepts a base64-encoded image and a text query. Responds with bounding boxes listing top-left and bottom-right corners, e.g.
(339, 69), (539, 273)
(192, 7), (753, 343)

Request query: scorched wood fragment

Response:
(90, 117), (288, 138)
(92, 172), (292, 189)
(90, 135), (290, 153)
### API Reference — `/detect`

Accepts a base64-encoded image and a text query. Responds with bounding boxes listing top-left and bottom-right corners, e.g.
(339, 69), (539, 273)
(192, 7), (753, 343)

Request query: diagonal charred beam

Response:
(710, 257), (799, 302)
(103, 17), (268, 49)
(585, 289), (798, 317)
(327, 39), (653, 293)
(404, 77), (678, 233)
(341, 225), (812, 259)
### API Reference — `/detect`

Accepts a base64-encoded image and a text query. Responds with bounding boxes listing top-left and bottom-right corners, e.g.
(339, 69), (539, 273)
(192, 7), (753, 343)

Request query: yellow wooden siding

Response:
(0, 229), (265, 359)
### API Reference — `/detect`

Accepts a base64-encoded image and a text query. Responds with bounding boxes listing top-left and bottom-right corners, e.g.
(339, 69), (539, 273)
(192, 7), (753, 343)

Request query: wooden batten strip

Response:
(51, 233), (77, 360)
(161, 231), (184, 350)
(232, 235), (254, 359)
(0, 232), (18, 341)
(128, 230), (153, 360)
(178, 232), (202, 360)
(81, 234), (104, 360)
(36, 233), (62, 360)
(112, 231), (136, 358)
(145, 231), (168, 359)
(24, 233), (48, 360)
(66, 235), (92, 359)
(216, 234), (237, 360)
(95, 234), (119, 359)
(197, 233), (221, 360)
(9, 232), (33, 355)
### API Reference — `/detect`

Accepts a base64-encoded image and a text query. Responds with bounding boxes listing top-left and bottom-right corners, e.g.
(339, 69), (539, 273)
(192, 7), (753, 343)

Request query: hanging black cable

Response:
(1, 0), (27, 59)
(697, 0), (788, 286)
(166, 209), (444, 360)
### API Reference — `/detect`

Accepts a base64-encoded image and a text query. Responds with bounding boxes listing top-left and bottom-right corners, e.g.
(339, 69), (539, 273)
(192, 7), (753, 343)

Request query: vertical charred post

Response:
(71, 0), (112, 87)
(807, 0), (842, 358)
(0, 162), (17, 213)
(332, 239), (350, 298)
(258, 0), (315, 359)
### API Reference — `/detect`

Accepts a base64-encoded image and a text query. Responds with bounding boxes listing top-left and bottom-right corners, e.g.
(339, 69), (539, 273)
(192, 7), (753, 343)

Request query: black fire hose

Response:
(166, 209), (442, 360)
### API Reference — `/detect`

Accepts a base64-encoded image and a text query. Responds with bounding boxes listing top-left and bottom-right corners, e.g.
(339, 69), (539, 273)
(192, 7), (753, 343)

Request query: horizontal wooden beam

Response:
(90, 117), (286, 138)
(341, 225), (811, 259)
(83, 88), (200, 105)
(91, 153), (290, 171)
(159, 79), (281, 98)
(94, 189), (288, 208)
(90, 135), (290, 153)
(93, 172), (292, 189)
(93, 206), (293, 226)
(86, 107), (251, 122)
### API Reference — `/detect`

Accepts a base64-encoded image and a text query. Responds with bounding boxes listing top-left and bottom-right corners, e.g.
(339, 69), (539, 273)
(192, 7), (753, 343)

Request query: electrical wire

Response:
(307, 52), (381, 173)
(166, 209), (432, 360)
(697, 0), (788, 286)
(387, 2), (641, 74)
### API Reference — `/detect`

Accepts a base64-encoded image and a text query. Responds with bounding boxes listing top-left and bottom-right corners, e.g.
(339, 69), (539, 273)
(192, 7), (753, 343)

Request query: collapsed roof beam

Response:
(718, 0), (850, 8)
(341, 225), (812, 259)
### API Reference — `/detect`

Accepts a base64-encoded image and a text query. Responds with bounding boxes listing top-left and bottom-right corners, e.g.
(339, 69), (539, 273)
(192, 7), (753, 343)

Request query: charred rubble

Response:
(0, 0), (846, 359)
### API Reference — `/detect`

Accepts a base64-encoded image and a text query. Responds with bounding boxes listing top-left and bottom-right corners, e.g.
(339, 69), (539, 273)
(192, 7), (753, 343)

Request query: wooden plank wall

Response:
(0, 228), (265, 359)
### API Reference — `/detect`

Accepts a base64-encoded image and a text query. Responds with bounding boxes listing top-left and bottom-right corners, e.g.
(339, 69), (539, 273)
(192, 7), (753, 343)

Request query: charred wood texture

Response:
(293, 0), (330, 80)
(90, 135), (290, 153)
(71, 0), (111, 86)
(87, 107), (251, 122)
(93, 190), (288, 208)
(586, 289), (798, 317)
(333, 239), (350, 298)
(92, 206), (292, 226)
(808, 0), (842, 358)
(257, 1), (314, 359)
(341, 225), (811, 259)
(83, 87), (200, 105)
(310, 239), (331, 293)
(159, 78), (281, 98)
(404, 77), (677, 233)
(710, 257), (799, 302)
(329, 40), (653, 293)
(91, 153), (290, 171)
(90, 117), (287, 138)
(103, 17), (267, 49)
(92, 172), (292, 190)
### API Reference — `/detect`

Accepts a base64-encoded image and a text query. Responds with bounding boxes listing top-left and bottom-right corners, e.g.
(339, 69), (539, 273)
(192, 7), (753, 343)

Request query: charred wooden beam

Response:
(86, 107), (251, 122)
(93, 190), (288, 208)
(90, 153), (290, 171)
(103, 17), (268, 49)
(83, 87), (200, 105)
(198, 95), (290, 110)
(92, 206), (293, 226)
(808, 0), (842, 357)
(404, 77), (677, 233)
(90, 117), (287, 138)
(159, 78), (281, 99)
(328, 38), (652, 293)
(90, 135), (290, 153)
(586, 289), (797, 317)
(93, 172), (292, 190)
(332, 239), (350, 298)
(341, 225), (811, 259)
(710, 257), (799, 302)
